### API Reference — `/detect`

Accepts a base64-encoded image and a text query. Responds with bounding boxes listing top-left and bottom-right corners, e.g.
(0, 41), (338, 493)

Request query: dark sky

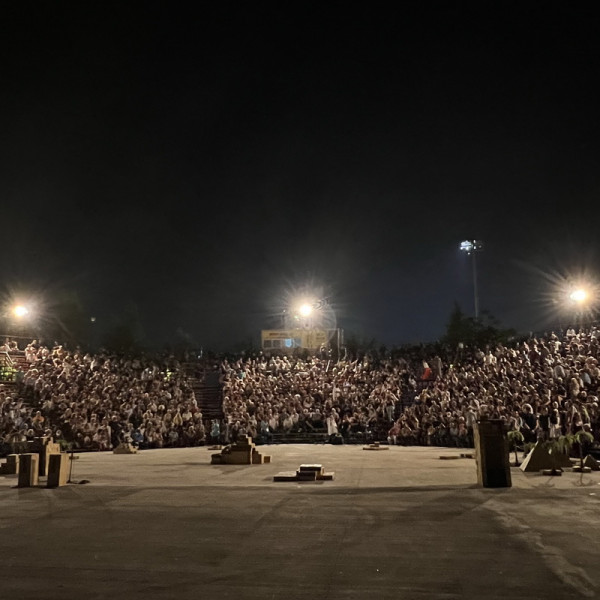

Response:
(2, 2), (600, 349)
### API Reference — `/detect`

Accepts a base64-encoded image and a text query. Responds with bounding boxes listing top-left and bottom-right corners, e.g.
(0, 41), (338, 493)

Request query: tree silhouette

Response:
(441, 302), (516, 347)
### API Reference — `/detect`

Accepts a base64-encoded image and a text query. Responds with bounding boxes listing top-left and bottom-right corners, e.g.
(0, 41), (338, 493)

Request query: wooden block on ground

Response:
(573, 465), (592, 473)
(41, 442), (61, 477)
(274, 465), (334, 482)
(273, 471), (298, 482)
(251, 452), (271, 465)
(113, 443), (137, 454)
(439, 455), (460, 460)
(224, 451), (253, 464)
(541, 469), (562, 476)
(363, 446), (389, 451)
(235, 436), (253, 447)
(299, 464), (324, 473)
(47, 453), (69, 487)
(0, 454), (19, 475)
(212, 442), (269, 465)
(251, 450), (264, 464)
(584, 455), (600, 471)
(18, 454), (39, 487)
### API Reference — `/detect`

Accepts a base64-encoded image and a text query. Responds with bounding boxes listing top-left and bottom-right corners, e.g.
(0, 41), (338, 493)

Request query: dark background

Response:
(1, 1), (599, 349)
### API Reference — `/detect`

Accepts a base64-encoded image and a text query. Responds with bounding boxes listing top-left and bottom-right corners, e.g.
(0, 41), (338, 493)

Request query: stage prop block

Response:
(274, 464), (334, 482)
(363, 442), (389, 451)
(27, 437), (61, 476)
(474, 419), (511, 488)
(113, 443), (138, 454)
(520, 442), (572, 472)
(18, 453), (40, 487)
(211, 436), (271, 465)
(47, 453), (69, 487)
(0, 454), (19, 475)
(572, 465), (592, 473)
(272, 471), (299, 482)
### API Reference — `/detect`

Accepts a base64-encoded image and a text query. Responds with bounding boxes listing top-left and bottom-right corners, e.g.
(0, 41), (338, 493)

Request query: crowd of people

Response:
(220, 328), (600, 448)
(1, 326), (600, 455)
(0, 343), (207, 455)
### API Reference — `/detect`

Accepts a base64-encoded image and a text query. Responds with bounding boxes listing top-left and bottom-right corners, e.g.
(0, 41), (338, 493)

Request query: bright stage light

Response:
(298, 303), (313, 317)
(570, 289), (588, 304)
(13, 305), (29, 318)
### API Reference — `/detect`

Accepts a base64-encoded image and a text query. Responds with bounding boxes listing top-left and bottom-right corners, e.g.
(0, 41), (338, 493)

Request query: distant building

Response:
(261, 328), (330, 352)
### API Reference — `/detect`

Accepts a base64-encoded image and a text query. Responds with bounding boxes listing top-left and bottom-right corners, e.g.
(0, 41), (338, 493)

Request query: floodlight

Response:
(459, 239), (483, 255)
(299, 303), (313, 317)
(13, 305), (29, 318)
(570, 289), (588, 304)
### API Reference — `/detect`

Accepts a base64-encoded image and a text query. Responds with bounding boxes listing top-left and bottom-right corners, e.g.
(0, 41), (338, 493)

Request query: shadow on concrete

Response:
(268, 483), (483, 494)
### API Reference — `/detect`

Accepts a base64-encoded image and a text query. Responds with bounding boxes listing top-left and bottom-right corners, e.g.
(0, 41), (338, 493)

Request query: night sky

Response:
(2, 2), (600, 349)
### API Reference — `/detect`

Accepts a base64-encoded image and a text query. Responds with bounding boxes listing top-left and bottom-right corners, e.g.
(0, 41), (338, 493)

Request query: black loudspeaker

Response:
(474, 419), (511, 488)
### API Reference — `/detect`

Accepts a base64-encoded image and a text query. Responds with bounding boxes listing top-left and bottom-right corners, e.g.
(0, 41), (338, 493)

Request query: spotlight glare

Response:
(570, 289), (588, 303)
(13, 305), (29, 318)
(299, 303), (313, 317)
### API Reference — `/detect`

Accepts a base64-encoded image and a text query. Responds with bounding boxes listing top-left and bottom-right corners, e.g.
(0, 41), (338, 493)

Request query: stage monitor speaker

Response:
(18, 453), (39, 488)
(474, 419), (511, 488)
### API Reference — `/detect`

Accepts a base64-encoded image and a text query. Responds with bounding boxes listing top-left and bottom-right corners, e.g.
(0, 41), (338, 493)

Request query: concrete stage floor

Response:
(2, 444), (600, 599)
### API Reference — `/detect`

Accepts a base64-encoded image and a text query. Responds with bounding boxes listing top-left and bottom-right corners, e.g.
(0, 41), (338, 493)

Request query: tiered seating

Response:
(0, 350), (30, 384)
(0, 352), (17, 382)
(185, 365), (224, 421)
(270, 431), (329, 444)
(9, 350), (30, 373)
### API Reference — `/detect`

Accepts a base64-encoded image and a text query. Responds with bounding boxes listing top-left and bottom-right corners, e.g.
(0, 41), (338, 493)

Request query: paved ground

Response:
(2, 444), (600, 599)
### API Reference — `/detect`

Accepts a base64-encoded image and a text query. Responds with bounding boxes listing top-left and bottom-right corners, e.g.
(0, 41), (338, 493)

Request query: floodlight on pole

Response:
(459, 239), (483, 320)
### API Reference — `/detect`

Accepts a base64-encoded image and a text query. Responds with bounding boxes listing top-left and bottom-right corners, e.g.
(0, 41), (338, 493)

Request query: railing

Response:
(0, 351), (14, 367)
(0, 351), (17, 382)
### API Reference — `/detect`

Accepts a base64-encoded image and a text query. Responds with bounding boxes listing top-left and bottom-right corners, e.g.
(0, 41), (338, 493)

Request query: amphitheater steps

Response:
(270, 431), (330, 444)
(188, 379), (224, 421)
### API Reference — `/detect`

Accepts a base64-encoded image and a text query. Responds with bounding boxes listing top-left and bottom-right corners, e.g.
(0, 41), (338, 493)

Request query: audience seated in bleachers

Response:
(1, 327), (599, 454)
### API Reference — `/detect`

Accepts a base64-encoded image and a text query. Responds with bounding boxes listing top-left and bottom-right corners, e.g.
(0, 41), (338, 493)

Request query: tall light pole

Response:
(460, 240), (483, 320)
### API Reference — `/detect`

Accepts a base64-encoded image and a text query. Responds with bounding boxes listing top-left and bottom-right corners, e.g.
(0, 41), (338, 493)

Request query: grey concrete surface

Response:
(1, 445), (599, 599)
